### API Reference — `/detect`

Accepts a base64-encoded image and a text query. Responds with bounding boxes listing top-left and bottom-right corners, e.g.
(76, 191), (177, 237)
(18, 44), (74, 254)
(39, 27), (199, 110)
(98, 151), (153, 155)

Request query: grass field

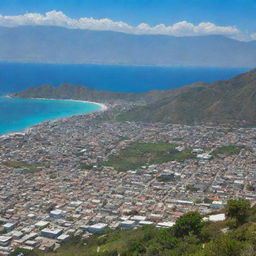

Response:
(103, 142), (194, 171)
(212, 145), (244, 157)
(3, 161), (46, 173)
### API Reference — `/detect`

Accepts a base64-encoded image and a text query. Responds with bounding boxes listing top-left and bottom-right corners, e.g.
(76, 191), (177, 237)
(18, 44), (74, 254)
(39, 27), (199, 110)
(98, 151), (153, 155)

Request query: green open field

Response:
(212, 145), (244, 157)
(104, 142), (194, 171)
(3, 161), (47, 173)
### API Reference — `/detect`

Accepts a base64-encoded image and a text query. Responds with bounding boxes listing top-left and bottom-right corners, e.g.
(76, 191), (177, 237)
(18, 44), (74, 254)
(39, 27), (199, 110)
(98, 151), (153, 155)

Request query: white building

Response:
(120, 220), (136, 229)
(50, 209), (64, 219)
(3, 223), (15, 231)
(0, 236), (12, 247)
(35, 221), (49, 229)
(41, 228), (63, 239)
(87, 223), (108, 233)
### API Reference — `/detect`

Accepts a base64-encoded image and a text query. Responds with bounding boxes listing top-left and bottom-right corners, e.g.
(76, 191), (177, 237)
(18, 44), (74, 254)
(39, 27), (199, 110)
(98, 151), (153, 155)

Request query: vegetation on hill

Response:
(11, 68), (256, 126)
(10, 83), (168, 104)
(12, 200), (256, 256)
(117, 68), (256, 126)
(103, 142), (194, 171)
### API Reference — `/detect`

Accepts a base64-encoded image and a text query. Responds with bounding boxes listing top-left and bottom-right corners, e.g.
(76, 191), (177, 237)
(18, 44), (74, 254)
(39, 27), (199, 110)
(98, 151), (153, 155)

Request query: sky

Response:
(0, 0), (255, 40)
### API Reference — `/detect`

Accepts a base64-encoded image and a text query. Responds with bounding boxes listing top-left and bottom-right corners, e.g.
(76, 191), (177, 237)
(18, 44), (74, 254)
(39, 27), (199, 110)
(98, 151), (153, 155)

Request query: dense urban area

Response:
(0, 104), (256, 255)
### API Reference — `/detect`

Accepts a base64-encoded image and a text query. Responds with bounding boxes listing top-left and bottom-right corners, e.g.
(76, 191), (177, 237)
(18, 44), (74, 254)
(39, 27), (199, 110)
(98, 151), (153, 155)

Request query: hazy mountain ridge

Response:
(1, 26), (256, 67)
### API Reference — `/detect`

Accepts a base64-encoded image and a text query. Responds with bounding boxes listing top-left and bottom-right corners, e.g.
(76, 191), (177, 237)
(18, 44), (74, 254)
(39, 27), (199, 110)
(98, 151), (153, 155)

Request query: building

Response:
(57, 234), (70, 243)
(3, 223), (15, 231)
(50, 210), (64, 219)
(0, 236), (12, 247)
(131, 216), (147, 223)
(120, 220), (136, 229)
(41, 228), (63, 239)
(156, 222), (175, 228)
(159, 171), (175, 181)
(35, 221), (49, 229)
(203, 213), (226, 222)
(87, 223), (108, 233)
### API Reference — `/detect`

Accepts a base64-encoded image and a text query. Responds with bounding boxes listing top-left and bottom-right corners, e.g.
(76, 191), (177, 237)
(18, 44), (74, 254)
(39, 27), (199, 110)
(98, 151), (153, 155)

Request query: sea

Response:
(0, 62), (250, 135)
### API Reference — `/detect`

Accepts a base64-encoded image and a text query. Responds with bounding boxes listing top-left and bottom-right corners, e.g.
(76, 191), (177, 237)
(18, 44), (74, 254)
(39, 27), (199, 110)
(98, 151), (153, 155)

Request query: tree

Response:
(156, 229), (178, 249)
(201, 236), (245, 256)
(226, 200), (250, 225)
(173, 212), (204, 238)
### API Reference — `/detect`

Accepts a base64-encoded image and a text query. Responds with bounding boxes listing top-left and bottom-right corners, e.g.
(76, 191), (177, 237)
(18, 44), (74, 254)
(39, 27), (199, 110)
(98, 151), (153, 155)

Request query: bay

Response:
(0, 97), (101, 135)
(0, 62), (249, 135)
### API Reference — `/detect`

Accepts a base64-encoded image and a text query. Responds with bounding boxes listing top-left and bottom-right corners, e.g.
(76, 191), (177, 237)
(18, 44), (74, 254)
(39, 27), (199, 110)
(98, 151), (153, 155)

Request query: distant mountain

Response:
(0, 26), (256, 67)
(11, 68), (256, 126)
(10, 83), (167, 103)
(118, 68), (256, 126)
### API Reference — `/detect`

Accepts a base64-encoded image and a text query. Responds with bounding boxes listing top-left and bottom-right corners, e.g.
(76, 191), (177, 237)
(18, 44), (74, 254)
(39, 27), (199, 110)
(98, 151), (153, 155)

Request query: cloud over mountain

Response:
(0, 10), (253, 40)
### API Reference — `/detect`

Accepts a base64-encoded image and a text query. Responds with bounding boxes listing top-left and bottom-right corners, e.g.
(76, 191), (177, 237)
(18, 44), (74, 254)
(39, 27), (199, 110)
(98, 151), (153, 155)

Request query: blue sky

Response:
(0, 0), (255, 40)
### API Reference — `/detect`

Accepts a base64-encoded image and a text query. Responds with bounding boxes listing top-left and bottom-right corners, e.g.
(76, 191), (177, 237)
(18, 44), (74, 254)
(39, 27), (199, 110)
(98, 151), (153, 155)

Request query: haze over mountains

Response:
(1, 26), (256, 67)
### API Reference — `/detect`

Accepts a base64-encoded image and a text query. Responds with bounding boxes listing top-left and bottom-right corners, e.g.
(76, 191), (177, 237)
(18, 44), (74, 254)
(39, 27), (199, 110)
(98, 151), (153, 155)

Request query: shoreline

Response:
(0, 96), (108, 138)
(5, 95), (108, 112)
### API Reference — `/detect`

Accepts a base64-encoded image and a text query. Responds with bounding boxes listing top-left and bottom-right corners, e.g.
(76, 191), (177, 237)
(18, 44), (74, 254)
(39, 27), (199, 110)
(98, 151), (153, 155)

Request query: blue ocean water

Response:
(0, 62), (249, 135)
(0, 62), (249, 94)
(0, 97), (101, 135)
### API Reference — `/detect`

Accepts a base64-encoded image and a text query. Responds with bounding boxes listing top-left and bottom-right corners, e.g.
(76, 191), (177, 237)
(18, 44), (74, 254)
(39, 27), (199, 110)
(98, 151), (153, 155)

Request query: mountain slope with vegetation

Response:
(11, 68), (256, 125)
(118, 68), (256, 125)
(10, 83), (169, 103)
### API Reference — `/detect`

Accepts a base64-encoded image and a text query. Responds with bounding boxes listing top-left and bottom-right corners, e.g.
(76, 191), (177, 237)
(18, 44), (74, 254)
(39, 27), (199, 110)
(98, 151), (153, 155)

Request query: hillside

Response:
(11, 200), (256, 256)
(1, 26), (256, 67)
(118, 68), (256, 125)
(10, 83), (163, 103)
(11, 68), (256, 125)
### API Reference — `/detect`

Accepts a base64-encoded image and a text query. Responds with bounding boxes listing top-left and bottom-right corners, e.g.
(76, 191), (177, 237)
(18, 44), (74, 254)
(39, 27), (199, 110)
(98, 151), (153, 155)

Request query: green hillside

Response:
(12, 200), (256, 256)
(11, 68), (256, 125)
(118, 68), (256, 125)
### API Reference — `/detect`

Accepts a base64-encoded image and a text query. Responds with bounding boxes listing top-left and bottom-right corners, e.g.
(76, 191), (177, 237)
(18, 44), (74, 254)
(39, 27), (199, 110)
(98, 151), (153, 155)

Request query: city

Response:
(0, 106), (255, 254)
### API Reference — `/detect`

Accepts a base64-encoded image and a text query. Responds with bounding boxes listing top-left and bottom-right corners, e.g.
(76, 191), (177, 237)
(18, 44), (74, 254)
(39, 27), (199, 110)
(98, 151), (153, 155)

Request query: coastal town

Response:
(0, 106), (256, 255)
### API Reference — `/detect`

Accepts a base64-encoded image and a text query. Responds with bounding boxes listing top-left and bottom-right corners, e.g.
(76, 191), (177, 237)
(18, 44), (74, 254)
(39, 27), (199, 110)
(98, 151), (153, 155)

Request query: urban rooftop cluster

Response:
(0, 107), (255, 254)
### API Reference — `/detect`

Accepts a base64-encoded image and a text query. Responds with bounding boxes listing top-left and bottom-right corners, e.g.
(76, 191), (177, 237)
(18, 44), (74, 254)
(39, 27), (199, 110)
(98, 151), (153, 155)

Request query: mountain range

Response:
(1, 26), (256, 67)
(11, 68), (256, 126)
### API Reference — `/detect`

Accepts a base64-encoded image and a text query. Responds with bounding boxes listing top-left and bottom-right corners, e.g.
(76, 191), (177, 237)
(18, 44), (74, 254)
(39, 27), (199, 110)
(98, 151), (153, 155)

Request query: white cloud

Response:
(250, 33), (256, 40)
(0, 10), (254, 41)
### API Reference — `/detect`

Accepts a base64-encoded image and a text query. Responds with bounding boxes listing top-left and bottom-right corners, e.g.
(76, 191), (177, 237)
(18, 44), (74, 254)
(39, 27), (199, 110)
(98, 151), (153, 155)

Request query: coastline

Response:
(5, 95), (108, 112)
(0, 96), (108, 137)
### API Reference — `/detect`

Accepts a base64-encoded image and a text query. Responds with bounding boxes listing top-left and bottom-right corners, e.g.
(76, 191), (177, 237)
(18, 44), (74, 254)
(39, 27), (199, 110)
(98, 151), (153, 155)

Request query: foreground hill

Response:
(118, 68), (256, 125)
(1, 26), (256, 67)
(12, 200), (256, 256)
